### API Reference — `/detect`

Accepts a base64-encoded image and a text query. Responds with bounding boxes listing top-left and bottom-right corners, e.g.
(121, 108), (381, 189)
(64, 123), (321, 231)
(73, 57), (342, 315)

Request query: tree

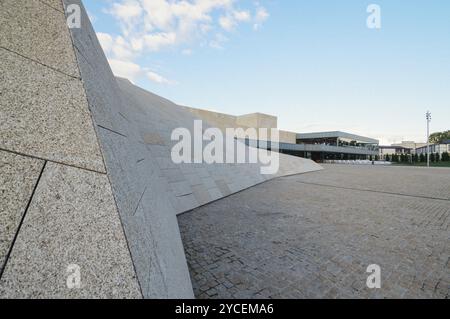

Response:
(442, 152), (450, 162)
(375, 155), (379, 161)
(435, 153), (440, 162)
(369, 155), (373, 161)
(430, 153), (435, 163)
(407, 154), (412, 163)
(413, 154), (419, 163)
(385, 154), (390, 162)
(400, 154), (407, 163)
(420, 153), (425, 162)
(429, 130), (450, 144)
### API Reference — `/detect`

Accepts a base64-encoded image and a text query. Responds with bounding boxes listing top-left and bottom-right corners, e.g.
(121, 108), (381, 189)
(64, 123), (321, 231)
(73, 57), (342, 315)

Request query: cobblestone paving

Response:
(178, 165), (450, 299)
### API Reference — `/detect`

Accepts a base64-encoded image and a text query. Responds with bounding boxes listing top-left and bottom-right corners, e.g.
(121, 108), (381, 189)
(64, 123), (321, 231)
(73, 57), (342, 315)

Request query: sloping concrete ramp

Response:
(0, 0), (322, 298)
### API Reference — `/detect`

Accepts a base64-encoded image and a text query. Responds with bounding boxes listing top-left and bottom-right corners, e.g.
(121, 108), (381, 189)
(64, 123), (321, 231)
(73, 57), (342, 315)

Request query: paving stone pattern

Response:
(179, 165), (450, 299)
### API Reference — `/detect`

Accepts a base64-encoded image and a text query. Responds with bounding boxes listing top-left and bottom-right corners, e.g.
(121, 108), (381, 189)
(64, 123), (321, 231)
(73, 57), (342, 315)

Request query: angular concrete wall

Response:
(236, 113), (278, 131)
(115, 77), (322, 215)
(1, 0), (322, 298)
(62, 0), (194, 298)
(279, 130), (298, 144)
(183, 107), (239, 133)
(185, 107), (292, 142)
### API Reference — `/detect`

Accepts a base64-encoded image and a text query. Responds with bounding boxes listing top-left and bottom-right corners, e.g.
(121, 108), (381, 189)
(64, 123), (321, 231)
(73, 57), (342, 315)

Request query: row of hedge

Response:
(378, 152), (450, 163)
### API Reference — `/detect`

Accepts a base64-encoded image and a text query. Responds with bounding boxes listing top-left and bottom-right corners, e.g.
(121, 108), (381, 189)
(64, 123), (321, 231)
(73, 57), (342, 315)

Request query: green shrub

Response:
(419, 153), (425, 162)
(442, 152), (450, 161)
(400, 154), (407, 162)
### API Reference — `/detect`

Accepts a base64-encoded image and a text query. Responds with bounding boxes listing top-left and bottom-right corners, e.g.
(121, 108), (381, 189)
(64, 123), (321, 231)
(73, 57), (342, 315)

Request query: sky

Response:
(84, 0), (450, 145)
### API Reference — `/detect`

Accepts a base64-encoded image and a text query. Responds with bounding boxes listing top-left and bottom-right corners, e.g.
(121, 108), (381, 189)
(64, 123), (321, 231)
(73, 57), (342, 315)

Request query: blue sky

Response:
(84, 0), (450, 145)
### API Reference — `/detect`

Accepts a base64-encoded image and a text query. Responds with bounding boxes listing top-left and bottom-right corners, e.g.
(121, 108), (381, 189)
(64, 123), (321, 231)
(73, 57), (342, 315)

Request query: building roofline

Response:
(416, 143), (450, 149)
(296, 131), (379, 144)
(379, 145), (411, 149)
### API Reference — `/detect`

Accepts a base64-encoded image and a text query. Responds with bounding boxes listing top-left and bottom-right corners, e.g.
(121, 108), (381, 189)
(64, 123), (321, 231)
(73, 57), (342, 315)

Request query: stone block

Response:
(0, 162), (141, 298)
(0, 151), (44, 271)
(0, 0), (79, 77)
(40, 0), (64, 12)
(0, 48), (105, 173)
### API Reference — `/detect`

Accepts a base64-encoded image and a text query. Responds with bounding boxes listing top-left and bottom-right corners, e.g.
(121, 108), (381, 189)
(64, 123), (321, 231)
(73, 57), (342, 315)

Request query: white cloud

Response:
(97, 33), (135, 60)
(254, 6), (269, 30)
(108, 58), (174, 85)
(234, 10), (251, 22)
(142, 32), (177, 51)
(104, 0), (269, 52)
(108, 59), (143, 83)
(146, 71), (173, 84)
(97, 32), (113, 53)
(110, 0), (142, 20)
(107, 0), (143, 36)
(97, 1), (270, 84)
(255, 7), (269, 21)
(209, 33), (228, 49)
(97, 32), (173, 84)
(219, 15), (236, 31)
(219, 10), (251, 31)
(111, 36), (135, 60)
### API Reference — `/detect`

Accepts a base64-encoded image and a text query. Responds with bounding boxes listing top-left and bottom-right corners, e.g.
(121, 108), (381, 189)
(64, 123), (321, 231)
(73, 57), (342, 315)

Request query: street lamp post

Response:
(426, 111), (431, 167)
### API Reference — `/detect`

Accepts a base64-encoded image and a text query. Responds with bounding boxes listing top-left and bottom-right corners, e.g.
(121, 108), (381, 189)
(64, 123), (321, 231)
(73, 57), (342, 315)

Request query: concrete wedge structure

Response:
(0, 0), (322, 298)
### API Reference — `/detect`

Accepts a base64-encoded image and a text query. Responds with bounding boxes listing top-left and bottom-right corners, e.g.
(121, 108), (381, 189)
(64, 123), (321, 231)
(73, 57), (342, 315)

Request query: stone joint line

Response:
(294, 180), (450, 202)
(0, 46), (81, 81)
(0, 161), (47, 280)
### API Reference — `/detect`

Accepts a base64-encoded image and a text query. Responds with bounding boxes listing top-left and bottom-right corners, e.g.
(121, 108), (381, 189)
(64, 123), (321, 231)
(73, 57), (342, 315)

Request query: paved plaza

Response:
(178, 165), (450, 299)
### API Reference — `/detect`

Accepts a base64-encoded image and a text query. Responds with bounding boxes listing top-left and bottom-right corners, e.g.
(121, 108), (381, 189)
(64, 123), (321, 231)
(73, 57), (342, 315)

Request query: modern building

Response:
(279, 131), (379, 162)
(378, 141), (429, 160)
(378, 140), (450, 159)
(415, 143), (450, 155)
(185, 108), (380, 162)
(393, 141), (427, 154)
(184, 107), (301, 145)
(379, 145), (412, 160)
